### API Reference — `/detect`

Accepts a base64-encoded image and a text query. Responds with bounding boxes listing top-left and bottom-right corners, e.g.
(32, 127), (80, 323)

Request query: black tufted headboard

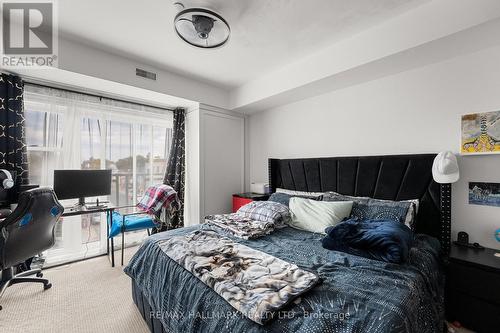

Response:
(268, 154), (451, 253)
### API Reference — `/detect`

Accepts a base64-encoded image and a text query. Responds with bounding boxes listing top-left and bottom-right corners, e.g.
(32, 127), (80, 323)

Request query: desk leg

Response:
(106, 211), (110, 255)
(108, 210), (115, 267)
(110, 237), (115, 267)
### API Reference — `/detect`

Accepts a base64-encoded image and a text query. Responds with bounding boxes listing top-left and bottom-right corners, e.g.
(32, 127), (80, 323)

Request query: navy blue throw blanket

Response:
(322, 219), (414, 263)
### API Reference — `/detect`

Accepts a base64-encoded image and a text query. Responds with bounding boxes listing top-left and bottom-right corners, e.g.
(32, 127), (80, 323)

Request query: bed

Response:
(125, 154), (450, 333)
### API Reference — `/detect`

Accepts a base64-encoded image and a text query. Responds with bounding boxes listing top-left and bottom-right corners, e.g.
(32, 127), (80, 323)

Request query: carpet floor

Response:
(0, 247), (477, 333)
(0, 247), (149, 333)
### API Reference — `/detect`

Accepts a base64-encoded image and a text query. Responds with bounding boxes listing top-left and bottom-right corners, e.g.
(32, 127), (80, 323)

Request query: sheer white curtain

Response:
(25, 84), (173, 183)
(24, 84), (173, 266)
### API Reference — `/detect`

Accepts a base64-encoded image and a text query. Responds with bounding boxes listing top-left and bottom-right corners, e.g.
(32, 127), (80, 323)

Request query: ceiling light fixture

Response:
(173, 2), (230, 49)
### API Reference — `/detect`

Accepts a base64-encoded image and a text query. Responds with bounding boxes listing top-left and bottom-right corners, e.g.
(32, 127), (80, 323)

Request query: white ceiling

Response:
(58, 0), (428, 89)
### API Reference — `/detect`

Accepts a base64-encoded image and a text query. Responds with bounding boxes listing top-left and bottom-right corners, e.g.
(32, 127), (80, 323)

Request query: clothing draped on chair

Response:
(0, 74), (28, 184)
(161, 107), (185, 231)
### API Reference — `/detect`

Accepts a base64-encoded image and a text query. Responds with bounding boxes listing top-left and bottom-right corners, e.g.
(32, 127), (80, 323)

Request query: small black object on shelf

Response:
(456, 231), (469, 244)
(453, 231), (485, 250)
(452, 241), (485, 250)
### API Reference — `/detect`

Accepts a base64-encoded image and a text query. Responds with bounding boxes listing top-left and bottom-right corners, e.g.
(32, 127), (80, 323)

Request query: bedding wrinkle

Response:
(153, 230), (320, 325)
(124, 226), (443, 333)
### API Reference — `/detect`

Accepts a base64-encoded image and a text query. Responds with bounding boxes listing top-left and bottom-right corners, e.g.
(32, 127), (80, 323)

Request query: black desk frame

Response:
(62, 205), (117, 267)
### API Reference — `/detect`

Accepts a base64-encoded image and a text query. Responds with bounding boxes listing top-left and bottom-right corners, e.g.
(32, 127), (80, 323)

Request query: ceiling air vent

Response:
(136, 68), (157, 80)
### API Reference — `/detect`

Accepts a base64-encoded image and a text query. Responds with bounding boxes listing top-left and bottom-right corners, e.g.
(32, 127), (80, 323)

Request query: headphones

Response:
(0, 169), (14, 189)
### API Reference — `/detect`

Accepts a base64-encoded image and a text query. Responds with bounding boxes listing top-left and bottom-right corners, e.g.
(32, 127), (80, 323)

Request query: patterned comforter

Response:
(204, 213), (281, 239)
(156, 229), (320, 325)
(124, 226), (444, 333)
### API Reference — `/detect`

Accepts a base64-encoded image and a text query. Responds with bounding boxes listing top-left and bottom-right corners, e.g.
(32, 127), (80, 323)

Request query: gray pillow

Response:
(322, 192), (369, 203)
(275, 188), (324, 197)
(268, 192), (322, 207)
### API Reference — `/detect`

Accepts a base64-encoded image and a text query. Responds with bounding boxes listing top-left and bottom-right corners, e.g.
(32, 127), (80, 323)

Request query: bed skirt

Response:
(131, 279), (169, 333)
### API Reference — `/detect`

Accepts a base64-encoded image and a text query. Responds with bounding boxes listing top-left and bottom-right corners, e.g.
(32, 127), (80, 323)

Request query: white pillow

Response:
(288, 197), (353, 234)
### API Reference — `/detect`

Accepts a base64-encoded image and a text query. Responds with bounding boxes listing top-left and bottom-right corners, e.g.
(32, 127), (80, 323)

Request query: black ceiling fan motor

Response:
(191, 15), (215, 39)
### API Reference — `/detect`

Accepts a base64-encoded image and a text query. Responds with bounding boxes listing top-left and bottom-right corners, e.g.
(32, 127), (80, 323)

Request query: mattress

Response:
(125, 225), (444, 333)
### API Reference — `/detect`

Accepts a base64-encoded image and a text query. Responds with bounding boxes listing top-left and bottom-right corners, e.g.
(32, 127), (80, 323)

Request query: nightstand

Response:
(232, 192), (270, 213)
(445, 244), (500, 333)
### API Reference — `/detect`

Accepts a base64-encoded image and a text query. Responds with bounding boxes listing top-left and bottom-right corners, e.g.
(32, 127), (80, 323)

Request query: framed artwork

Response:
(469, 182), (500, 207)
(461, 110), (500, 154)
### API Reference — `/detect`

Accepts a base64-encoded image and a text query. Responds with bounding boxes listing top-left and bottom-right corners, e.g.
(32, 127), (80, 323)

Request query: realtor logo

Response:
(1, 1), (58, 67)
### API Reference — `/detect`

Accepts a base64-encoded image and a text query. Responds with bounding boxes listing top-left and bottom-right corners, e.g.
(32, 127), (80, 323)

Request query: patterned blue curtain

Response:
(0, 74), (28, 184)
(162, 108), (185, 229)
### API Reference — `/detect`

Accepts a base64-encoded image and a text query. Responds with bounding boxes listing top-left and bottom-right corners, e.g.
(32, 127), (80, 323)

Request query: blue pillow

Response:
(323, 192), (417, 227)
(323, 192), (414, 226)
(350, 201), (411, 224)
(268, 193), (292, 206)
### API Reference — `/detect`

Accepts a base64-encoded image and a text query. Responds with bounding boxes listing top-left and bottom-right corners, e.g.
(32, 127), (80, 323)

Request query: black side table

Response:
(445, 243), (500, 333)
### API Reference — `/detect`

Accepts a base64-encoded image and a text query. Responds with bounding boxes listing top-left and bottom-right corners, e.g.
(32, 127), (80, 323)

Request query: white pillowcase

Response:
(288, 197), (353, 234)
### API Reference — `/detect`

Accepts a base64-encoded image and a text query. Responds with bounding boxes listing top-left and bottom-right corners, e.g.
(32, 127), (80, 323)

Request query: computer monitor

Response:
(53, 170), (112, 206)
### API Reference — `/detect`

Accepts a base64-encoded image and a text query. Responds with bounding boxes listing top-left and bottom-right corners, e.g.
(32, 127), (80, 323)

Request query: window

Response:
(24, 85), (173, 266)
(107, 120), (133, 206)
(25, 110), (63, 186)
(81, 117), (103, 170)
(135, 124), (152, 204)
(25, 105), (65, 248)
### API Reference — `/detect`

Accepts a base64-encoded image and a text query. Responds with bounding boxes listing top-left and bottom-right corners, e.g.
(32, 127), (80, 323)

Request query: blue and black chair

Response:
(0, 188), (64, 310)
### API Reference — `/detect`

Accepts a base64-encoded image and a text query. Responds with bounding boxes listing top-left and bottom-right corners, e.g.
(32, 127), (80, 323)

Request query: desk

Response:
(62, 205), (117, 267)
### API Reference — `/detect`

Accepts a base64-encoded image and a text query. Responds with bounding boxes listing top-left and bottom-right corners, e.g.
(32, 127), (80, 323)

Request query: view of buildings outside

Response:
(25, 108), (171, 265)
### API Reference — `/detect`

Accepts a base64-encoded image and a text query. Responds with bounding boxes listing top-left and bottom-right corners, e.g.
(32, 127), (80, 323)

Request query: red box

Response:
(232, 196), (253, 213)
